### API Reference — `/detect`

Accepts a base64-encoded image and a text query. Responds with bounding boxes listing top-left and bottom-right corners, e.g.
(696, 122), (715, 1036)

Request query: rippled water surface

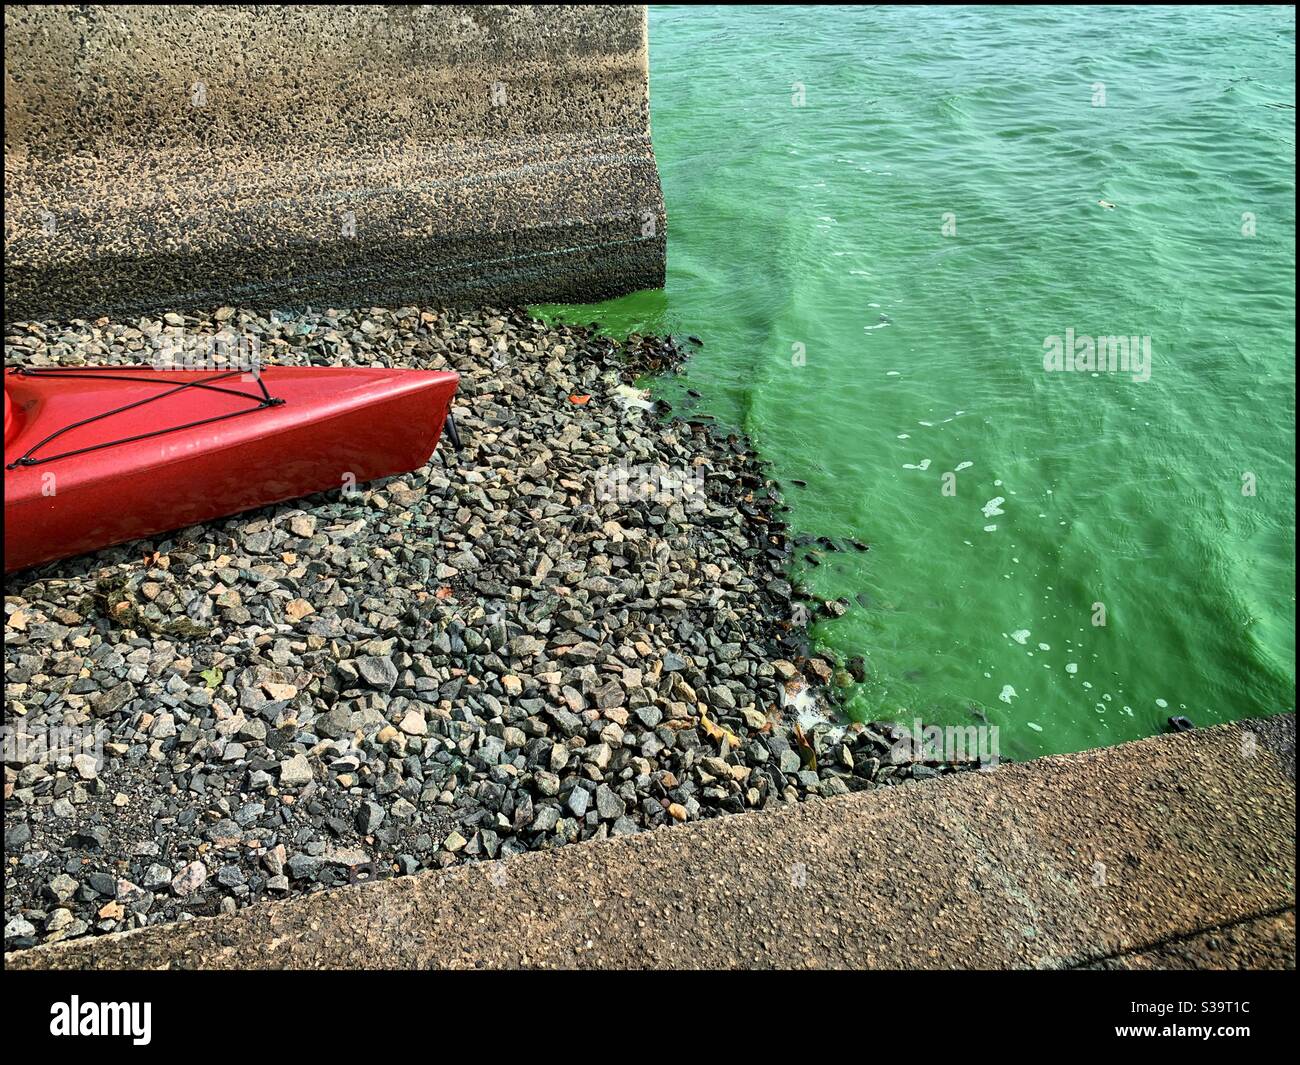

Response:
(538, 5), (1296, 756)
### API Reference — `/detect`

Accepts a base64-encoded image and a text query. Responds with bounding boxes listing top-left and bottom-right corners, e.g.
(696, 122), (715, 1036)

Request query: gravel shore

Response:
(4, 307), (978, 951)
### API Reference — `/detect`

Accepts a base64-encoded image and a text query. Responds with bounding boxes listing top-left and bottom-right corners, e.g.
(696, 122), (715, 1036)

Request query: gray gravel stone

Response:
(278, 753), (313, 788)
(595, 784), (625, 821)
(357, 656), (399, 691)
(567, 787), (591, 818)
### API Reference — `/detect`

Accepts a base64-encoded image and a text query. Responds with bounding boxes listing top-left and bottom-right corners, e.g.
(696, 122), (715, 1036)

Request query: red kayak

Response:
(4, 365), (459, 573)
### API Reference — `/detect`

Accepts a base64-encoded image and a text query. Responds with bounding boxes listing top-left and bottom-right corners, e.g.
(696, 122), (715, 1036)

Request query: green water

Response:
(537, 4), (1296, 757)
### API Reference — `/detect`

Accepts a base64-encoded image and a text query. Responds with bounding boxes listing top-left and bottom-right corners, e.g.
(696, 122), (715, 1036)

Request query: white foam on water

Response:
(982, 497), (1006, 517)
(983, 524), (997, 532)
(955, 461), (973, 471)
(902, 459), (931, 470)
(897, 433), (910, 439)
(1010, 629), (1031, 644)
(1155, 698), (1168, 708)
(1027, 721), (1043, 732)
(1037, 643), (1050, 651)
(998, 685), (1017, 704)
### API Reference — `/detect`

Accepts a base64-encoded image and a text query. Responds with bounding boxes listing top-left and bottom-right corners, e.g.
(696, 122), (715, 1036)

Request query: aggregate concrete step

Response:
(10, 715), (1294, 970)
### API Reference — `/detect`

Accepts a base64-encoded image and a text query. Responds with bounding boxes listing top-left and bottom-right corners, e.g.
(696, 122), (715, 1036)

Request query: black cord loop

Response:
(5, 367), (284, 470)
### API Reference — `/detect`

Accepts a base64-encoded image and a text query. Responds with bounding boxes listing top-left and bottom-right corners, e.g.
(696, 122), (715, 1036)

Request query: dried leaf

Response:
(793, 721), (817, 770)
(700, 708), (740, 751)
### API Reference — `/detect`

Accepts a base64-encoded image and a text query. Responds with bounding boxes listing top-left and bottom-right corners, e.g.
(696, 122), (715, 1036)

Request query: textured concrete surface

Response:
(4, 5), (666, 319)
(1084, 910), (1295, 970)
(10, 716), (1294, 970)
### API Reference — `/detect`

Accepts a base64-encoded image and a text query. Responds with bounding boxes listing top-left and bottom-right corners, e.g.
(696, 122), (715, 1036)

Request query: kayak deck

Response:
(4, 365), (459, 572)
(5, 368), (285, 470)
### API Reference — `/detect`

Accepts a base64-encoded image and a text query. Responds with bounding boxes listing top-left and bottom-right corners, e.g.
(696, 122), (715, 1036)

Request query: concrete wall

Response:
(4, 5), (666, 320)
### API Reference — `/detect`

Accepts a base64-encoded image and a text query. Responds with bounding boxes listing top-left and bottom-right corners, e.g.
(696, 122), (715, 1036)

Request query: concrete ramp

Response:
(10, 716), (1294, 970)
(3, 5), (666, 319)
